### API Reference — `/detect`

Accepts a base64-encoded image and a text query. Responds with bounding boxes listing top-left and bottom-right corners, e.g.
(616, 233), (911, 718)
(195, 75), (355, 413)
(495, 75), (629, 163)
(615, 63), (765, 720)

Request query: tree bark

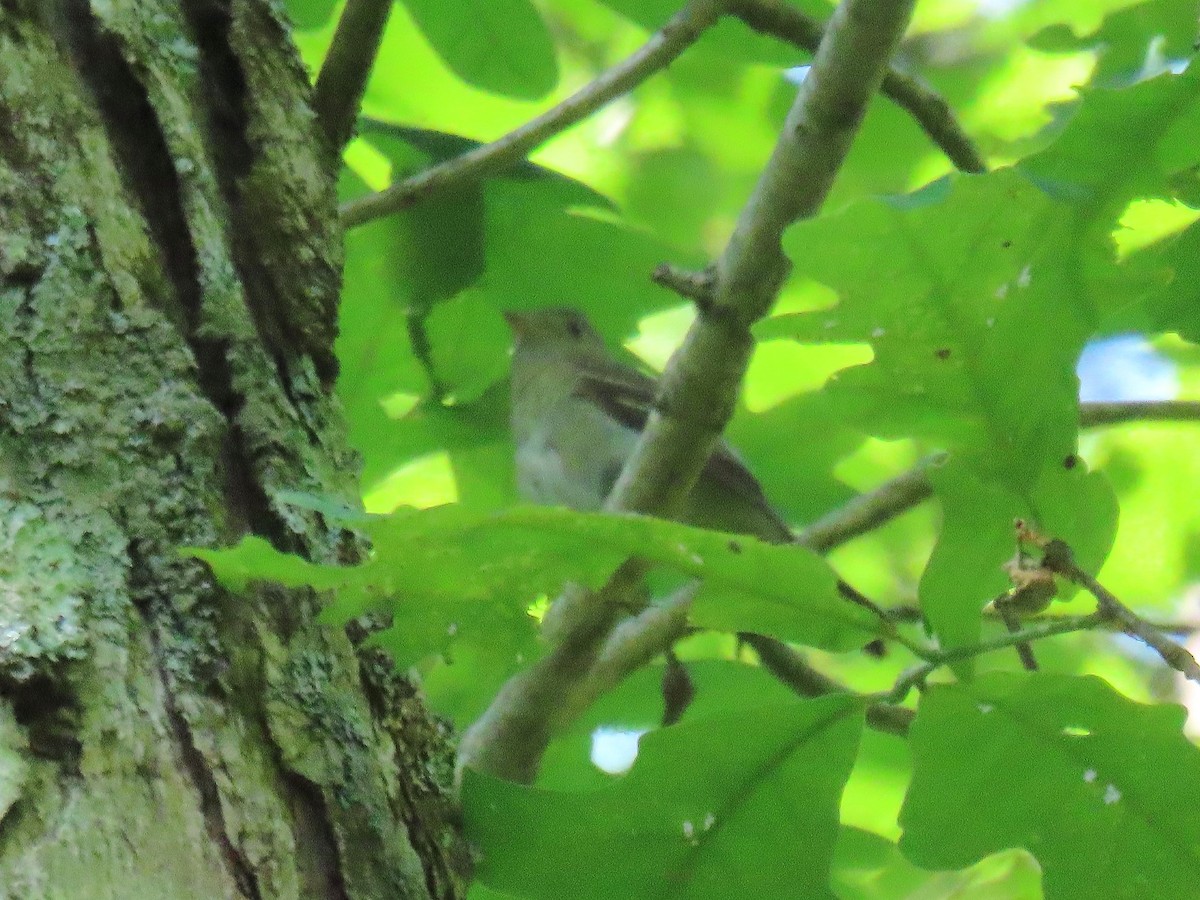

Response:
(0, 1), (467, 896)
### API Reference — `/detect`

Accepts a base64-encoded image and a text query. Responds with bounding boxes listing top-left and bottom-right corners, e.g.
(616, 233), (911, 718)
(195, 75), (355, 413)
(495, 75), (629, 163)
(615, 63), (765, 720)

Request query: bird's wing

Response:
(573, 359), (793, 541)
(572, 357), (657, 433)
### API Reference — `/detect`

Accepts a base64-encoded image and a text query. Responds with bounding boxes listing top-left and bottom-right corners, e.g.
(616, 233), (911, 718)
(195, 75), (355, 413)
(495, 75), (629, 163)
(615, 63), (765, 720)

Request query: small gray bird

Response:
(504, 307), (794, 543)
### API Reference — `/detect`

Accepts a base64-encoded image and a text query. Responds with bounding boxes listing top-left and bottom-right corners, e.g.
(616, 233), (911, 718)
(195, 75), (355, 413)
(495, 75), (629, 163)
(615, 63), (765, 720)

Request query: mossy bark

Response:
(0, 1), (467, 897)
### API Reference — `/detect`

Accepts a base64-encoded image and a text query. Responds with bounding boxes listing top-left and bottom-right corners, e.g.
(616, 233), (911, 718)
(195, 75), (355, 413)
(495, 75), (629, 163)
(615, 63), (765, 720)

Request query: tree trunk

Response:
(0, 1), (467, 897)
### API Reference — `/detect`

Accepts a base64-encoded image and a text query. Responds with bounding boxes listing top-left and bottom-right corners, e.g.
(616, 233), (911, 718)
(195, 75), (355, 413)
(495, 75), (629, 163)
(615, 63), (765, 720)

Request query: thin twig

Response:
(340, 0), (724, 228)
(726, 0), (987, 174)
(1080, 400), (1200, 427)
(940, 612), (1104, 666)
(1040, 539), (1200, 684)
(885, 612), (1105, 703)
(406, 310), (446, 402)
(1000, 606), (1040, 671)
(661, 650), (696, 725)
(800, 458), (936, 552)
(889, 602), (1200, 636)
(876, 66), (987, 173)
(779, 396), (1200, 554)
(835, 580), (931, 658)
(312, 0), (394, 153)
(740, 633), (914, 736)
(866, 696), (916, 736)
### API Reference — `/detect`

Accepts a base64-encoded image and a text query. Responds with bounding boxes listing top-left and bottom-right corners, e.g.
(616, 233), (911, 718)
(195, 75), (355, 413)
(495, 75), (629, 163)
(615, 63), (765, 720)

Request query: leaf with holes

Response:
(899, 673), (1200, 900)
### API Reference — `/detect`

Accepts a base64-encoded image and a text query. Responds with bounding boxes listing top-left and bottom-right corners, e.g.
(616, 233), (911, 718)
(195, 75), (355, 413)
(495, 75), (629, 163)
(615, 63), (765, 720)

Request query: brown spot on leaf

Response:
(862, 639), (887, 658)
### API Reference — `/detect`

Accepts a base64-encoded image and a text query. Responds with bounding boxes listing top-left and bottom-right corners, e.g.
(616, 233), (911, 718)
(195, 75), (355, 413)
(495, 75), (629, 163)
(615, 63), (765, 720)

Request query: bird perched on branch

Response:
(504, 307), (794, 543)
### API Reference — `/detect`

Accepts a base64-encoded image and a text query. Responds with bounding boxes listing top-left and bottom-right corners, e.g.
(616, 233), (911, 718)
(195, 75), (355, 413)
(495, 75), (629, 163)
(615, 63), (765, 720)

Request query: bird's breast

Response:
(512, 390), (638, 511)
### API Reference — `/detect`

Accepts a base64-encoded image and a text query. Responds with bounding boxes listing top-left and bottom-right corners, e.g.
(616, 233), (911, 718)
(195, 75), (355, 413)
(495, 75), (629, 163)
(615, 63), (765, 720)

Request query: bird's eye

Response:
(567, 318), (585, 340)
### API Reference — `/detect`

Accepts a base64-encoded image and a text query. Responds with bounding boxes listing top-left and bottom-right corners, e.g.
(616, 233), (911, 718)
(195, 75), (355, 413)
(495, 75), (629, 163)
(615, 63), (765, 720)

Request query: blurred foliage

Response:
(202, 0), (1200, 896)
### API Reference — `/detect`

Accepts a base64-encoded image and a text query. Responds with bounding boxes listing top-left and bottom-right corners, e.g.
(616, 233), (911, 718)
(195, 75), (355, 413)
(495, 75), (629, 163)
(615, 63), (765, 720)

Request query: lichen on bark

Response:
(0, 3), (465, 897)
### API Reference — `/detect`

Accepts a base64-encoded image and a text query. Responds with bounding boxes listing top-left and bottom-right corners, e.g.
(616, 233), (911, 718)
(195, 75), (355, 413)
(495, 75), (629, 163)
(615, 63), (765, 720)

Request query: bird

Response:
(504, 307), (795, 543)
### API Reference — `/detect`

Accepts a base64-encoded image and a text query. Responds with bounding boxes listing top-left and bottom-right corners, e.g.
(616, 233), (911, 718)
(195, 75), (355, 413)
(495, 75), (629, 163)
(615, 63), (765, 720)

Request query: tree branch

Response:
(889, 603), (1200, 636)
(1040, 539), (1200, 684)
(726, 0), (987, 174)
(340, 0), (724, 228)
(800, 459), (935, 552)
(457, 0), (916, 785)
(607, 0), (916, 520)
(313, 0), (394, 153)
(564, 583), (698, 726)
(590, 0), (916, 758)
(455, 558), (647, 783)
(740, 632), (914, 736)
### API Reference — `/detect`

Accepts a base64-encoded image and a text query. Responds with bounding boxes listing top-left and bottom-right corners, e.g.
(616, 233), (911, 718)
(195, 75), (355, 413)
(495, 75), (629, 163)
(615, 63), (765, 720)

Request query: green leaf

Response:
(919, 460), (1024, 656)
(467, 507), (879, 651)
(900, 673), (1200, 900)
(727, 391), (863, 527)
(1030, 458), (1120, 579)
(1084, 418), (1200, 607)
(1029, 0), (1199, 86)
(538, 659), (804, 790)
(1021, 66), (1200, 213)
(486, 508), (878, 651)
(347, 128), (488, 311)
(423, 289), (512, 405)
(1142, 219), (1200, 341)
(399, 0), (558, 99)
(464, 696), (864, 899)
(191, 506), (877, 670)
(775, 170), (1098, 489)
(183, 536), (346, 593)
(773, 68), (1200, 487)
(920, 455), (1118, 655)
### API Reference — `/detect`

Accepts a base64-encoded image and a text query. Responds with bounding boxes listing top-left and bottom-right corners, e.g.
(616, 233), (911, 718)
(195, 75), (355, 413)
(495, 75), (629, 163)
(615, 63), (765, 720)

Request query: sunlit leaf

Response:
(1029, 0), (1198, 85)
(400, 0), (558, 99)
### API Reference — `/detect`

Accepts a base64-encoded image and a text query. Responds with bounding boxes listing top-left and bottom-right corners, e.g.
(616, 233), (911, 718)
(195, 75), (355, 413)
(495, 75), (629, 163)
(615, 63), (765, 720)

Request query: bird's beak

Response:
(502, 310), (528, 336)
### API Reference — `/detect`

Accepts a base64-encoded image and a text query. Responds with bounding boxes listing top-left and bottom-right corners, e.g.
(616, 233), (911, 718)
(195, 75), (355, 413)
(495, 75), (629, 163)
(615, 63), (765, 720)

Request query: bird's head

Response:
(503, 307), (606, 359)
